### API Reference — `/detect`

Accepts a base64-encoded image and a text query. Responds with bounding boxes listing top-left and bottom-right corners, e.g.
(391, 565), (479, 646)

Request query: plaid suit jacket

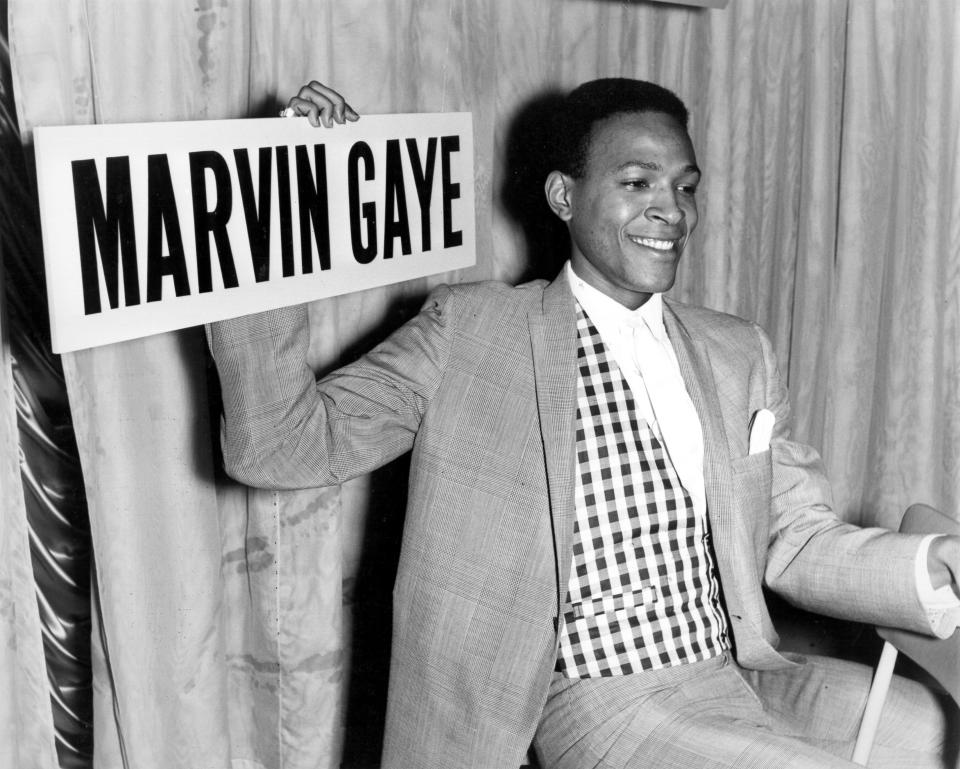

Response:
(209, 269), (929, 769)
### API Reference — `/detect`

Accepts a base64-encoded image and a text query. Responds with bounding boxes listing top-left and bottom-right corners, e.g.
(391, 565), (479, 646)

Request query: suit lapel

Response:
(529, 274), (578, 609)
(662, 302), (744, 619)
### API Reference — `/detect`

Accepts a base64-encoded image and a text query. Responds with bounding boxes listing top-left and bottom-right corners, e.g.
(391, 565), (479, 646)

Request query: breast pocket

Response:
(729, 450), (773, 569)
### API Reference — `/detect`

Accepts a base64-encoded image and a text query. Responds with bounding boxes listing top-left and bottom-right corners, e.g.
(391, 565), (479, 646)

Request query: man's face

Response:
(552, 110), (700, 309)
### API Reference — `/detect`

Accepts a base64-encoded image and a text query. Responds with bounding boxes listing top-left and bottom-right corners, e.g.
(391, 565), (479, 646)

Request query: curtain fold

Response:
(0, 264), (58, 769)
(3, 1), (90, 765)
(61, 331), (232, 769)
(6, 1), (958, 767)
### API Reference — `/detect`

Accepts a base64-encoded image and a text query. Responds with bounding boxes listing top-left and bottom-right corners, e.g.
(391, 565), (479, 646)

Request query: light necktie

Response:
(629, 318), (705, 511)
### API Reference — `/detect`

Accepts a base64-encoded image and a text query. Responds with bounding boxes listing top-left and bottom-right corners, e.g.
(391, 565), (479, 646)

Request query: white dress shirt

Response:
(566, 263), (706, 520)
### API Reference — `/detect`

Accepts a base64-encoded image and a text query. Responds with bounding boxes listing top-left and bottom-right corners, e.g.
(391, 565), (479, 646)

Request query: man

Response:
(209, 79), (958, 768)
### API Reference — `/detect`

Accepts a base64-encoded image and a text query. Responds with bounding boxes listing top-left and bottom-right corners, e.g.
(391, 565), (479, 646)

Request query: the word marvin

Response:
(71, 135), (463, 315)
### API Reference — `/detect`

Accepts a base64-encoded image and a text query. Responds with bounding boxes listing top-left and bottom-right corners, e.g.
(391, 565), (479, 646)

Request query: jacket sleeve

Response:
(206, 286), (455, 490)
(755, 324), (930, 633)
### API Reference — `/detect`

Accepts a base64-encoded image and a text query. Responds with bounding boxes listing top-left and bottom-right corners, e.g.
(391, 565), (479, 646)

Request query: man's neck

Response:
(565, 262), (664, 327)
(566, 261), (654, 311)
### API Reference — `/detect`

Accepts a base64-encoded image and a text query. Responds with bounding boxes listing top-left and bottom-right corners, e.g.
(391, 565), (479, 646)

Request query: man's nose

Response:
(644, 190), (683, 225)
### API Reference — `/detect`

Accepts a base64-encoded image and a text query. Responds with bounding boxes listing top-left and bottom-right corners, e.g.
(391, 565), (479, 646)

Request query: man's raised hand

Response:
(283, 81), (359, 128)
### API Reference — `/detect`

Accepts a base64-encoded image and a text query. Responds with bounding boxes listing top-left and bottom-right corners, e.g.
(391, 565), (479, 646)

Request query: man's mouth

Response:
(628, 236), (679, 252)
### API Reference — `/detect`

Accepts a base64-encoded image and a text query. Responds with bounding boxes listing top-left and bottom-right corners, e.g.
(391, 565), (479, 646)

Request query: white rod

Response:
(852, 641), (899, 765)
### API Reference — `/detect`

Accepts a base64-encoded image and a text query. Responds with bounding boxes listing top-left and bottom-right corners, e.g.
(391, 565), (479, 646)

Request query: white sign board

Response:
(34, 113), (476, 353)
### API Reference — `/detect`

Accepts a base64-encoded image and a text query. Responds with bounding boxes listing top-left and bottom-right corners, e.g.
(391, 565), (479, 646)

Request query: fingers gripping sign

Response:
(281, 81), (360, 127)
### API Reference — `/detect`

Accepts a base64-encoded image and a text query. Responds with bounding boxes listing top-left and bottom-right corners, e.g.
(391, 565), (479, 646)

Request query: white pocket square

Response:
(748, 409), (775, 455)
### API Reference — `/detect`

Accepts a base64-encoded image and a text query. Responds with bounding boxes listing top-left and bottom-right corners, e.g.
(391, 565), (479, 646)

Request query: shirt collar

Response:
(565, 261), (666, 340)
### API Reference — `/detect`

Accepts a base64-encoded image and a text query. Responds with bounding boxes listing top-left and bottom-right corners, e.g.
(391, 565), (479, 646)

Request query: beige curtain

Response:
(821, 1), (960, 527)
(6, 0), (958, 767)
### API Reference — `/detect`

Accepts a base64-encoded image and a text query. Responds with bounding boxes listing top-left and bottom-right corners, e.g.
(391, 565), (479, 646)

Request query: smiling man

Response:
(546, 106), (700, 309)
(208, 79), (958, 769)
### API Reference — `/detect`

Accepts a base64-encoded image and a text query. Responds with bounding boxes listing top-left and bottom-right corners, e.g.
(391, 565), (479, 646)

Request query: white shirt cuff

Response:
(915, 534), (960, 639)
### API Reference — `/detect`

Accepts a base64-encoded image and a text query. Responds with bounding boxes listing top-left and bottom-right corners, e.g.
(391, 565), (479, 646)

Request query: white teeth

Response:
(630, 237), (675, 251)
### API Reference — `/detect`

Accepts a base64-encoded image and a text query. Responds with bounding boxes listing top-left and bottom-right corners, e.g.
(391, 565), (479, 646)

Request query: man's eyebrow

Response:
(616, 160), (701, 175)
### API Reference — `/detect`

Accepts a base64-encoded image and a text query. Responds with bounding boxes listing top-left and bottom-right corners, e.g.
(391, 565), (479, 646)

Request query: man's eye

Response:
(677, 183), (698, 194)
(624, 179), (648, 189)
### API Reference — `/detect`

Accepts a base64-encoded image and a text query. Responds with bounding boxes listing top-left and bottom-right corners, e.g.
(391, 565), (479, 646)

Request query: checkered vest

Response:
(556, 306), (730, 677)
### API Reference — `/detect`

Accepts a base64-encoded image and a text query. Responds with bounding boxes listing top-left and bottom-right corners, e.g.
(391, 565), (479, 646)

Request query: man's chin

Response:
(625, 267), (680, 296)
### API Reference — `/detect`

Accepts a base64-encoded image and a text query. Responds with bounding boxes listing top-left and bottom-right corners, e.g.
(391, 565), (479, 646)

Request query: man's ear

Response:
(545, 170), (574, 222)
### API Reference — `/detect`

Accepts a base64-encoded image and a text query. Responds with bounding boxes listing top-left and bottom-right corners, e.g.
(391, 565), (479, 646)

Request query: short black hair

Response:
(552, 78), (690, 178)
